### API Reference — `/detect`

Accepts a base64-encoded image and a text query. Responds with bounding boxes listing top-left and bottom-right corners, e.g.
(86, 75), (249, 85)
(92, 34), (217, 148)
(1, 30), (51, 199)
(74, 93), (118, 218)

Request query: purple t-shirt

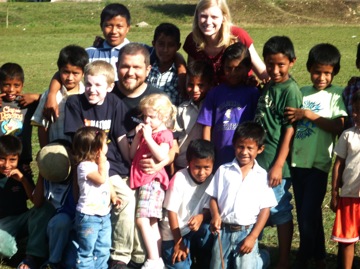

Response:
(197, 83), (259, 170)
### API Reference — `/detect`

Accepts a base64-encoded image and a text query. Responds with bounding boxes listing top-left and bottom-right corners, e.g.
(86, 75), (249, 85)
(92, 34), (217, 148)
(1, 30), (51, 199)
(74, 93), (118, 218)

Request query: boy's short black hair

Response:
(153, 23), (180, 44)
(57, 45), (89, 71)
(306, 43), (341, 75)
(186, 60), (214, 85)
(232, 121), (266, 148)
(352, 89), (360, 105)
(0, 63), (24, 84)
(221, 42), (251, 69)
(186, 139), (215, 163)
(0, 135), (22, 157)
(100, 3), (131, 27)
(263, 36), (296, 62)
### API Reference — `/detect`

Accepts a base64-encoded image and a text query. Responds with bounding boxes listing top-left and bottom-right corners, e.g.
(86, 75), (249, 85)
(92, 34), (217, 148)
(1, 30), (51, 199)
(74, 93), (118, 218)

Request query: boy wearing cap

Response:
(32, 141), (76, 269)
(0, 135), (54, 269)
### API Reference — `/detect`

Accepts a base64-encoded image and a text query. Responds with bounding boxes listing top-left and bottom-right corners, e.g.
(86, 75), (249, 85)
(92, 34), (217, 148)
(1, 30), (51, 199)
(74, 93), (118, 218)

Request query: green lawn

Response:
(1, 0), (360, 268)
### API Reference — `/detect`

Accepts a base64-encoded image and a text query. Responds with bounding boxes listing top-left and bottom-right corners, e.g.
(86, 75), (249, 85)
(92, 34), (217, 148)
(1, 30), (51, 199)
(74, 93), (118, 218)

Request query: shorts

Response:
(331, 197), (360, 243)
(267, 178), (293, 226)
(136, 180), (164, 219)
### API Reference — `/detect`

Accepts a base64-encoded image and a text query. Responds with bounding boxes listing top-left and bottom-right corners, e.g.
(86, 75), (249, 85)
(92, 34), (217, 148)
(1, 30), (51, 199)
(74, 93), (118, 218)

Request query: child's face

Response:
(188, 157), (214, 184)
(0, 154), (19, 176)
(84, 74), (113, 105)
(198, 6), (223, 38)
(264, 53), (295, 83)
(309, 64), (334, 90)
(223, 58), (250, 87)
(142, 108), (165, 132)
(352, 101), (360, 126)
(59, 64), (84, 91)
(186, 75), (211, 104)
(0, 77), (23, 102)
(152, 34), (180, 66)
(234, 138), (264, 168)
(101, 15), (130, 47)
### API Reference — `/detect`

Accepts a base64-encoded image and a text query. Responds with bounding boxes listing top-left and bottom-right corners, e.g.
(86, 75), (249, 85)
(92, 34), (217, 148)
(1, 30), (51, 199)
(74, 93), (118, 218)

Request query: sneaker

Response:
(127, 260), (144, 269)
(110, 260), (130, 269)
(141, 258), (166, 269)
(40, 262), (60, 269)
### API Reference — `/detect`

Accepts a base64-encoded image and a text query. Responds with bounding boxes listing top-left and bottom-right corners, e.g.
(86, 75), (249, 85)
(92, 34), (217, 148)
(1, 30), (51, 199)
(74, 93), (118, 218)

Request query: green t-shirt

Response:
(255, 77), (302, 178)
(291, 85), (348, 173)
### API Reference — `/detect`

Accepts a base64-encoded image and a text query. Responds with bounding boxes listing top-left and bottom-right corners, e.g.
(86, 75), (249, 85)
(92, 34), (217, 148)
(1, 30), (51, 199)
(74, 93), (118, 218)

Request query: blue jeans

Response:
(210, 225), (269, 269)
(47, 212), (73, 263)
(267, 178), (293, 226)
(75, 212), (111, 269)
(162, 222), (214, 269)
(292, 167), (327, 260)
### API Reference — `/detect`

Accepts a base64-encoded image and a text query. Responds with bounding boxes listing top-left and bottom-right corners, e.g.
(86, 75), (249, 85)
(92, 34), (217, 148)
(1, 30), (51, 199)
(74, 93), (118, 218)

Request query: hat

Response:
(36, 143), (71, 183)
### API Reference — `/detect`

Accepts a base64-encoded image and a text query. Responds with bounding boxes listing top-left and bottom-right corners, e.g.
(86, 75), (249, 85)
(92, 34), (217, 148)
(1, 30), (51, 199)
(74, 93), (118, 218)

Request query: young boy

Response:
(197, 42), (260, 171)
(254, 35), (302, 269)
(31, 45), (89, 146)
(343, 43), (360, 128)
(0, 63), (38, 181)
(160, 139), (215, 269)
(64, 60), (129, 176)
(0, 135), (54, 269)
(330, 90), (360, 269)
(206, 121), (277, 269)
(174, 60), (214, 170)
(146, 23), (184, 106)
(285, 43), (347, 268)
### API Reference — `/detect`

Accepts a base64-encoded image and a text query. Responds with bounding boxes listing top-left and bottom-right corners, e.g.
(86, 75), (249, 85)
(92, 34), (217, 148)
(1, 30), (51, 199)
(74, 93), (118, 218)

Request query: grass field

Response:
(1, 0), (360, 268)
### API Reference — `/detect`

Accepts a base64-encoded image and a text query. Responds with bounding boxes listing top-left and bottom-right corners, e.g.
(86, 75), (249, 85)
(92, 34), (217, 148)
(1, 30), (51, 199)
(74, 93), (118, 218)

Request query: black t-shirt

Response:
(64, 92), (129, 176)
(112, 83), (162, 132)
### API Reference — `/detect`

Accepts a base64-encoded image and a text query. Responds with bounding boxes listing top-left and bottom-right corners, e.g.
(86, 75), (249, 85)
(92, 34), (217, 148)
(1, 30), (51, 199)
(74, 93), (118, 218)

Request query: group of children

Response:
(1, 2), (360, 269)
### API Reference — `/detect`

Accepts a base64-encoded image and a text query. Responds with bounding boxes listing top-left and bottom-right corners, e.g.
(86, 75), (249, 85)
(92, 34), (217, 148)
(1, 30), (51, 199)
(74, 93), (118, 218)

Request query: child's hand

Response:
(96, 150), (107, 165)
(188, 214), (203, 232)
(239, 234), (256, 254)
(141, 124), (152, 141)
(268, 165), (282, 187)
(210, 216), (222, 234)
(112, 197), (122, 209)
(135, 123), (144, 135)
(284, 107), (305, 123)
(330, 190), (339, 212)
(17, 93), (40, 107)
(43, 93), (59, 122)
(172, 240), (189, 264)
(7, 168), (24, 182)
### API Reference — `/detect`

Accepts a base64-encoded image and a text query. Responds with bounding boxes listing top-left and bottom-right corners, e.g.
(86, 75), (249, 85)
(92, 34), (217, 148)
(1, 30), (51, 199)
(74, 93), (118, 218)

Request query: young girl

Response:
(129, 93), (176, 269)
(72, 126), (120, 269)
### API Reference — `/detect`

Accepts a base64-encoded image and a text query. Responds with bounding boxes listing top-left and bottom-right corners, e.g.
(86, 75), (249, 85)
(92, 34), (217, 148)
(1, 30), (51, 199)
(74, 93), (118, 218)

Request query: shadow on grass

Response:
(146, 4), (196, 19)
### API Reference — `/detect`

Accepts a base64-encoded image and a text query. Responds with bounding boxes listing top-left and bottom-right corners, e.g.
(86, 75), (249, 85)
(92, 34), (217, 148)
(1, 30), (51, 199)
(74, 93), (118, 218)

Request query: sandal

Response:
(17, 255), (41, 269)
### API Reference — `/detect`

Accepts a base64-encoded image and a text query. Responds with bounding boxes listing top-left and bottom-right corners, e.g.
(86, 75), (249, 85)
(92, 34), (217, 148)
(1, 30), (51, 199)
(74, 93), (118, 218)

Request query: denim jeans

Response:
(47, 212), (73, 263)
(292, 167), (327, 260)
(75, 212), (111, 269)
(162, 222), (214, 269)
(210, 225), (269, 269)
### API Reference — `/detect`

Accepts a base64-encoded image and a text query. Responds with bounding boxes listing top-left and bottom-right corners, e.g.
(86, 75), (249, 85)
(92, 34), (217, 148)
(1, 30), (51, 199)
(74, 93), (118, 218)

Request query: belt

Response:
(222, 223), (250, 232)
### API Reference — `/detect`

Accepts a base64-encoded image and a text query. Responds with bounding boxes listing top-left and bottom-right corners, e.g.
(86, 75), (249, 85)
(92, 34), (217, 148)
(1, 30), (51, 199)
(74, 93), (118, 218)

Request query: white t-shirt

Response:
(160, 168), (212, 241)
(76, 161), (111, 216)
(334, 126), (360, 197)
(206, 159), (277, 226)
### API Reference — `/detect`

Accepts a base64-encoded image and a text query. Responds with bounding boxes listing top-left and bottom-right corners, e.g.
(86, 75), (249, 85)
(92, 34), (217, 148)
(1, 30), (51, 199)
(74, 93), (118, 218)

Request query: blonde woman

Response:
(184, 0), (268, 84)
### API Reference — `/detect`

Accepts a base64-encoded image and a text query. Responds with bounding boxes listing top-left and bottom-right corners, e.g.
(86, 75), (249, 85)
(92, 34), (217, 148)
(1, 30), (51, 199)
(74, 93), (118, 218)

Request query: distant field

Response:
(0, 1), (360, 268)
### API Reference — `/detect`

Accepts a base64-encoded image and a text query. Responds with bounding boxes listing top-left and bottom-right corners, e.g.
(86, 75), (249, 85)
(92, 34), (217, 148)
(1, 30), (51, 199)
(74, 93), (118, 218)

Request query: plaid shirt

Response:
(147, 62), (182, 105)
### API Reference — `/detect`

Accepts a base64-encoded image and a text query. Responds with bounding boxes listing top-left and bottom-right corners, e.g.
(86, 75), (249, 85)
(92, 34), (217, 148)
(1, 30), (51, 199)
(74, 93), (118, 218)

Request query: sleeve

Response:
(64, 95), (84, 136)
(331, 87), (348, 119)
(163, 172), (184, 212)
(156, 130), (174, 148)
(31, 90), (49, 127)
(283, 83), (303, 128)
(197, 88), (216, 126)
(205, 168), (220, 198)
(183, 33), (196, 58)
(333, 130), (349, 159)
(78, 161), (98, 182)
(230, 26), (253, 48)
